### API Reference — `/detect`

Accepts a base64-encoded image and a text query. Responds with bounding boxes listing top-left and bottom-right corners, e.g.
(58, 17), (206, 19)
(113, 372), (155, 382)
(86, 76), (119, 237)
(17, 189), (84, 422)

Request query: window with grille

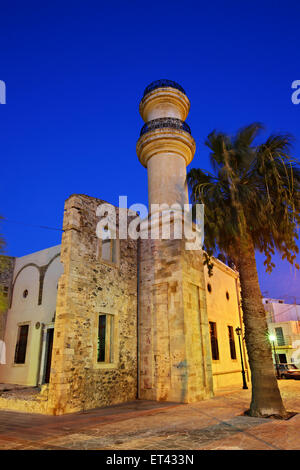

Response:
(228, 325), (237, 359)
(97, 314), (114, 363)
(209, 321), (219, 360)
(14, 324), (29, 364)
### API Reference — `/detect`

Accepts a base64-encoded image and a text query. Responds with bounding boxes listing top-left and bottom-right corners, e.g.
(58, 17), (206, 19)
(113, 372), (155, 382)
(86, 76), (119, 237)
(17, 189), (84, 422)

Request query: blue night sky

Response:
(0, 1), (299, 302)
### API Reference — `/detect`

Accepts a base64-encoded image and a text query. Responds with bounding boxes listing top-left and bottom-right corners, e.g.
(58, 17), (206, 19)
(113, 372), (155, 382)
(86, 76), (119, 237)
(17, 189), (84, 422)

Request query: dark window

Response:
(228, 326), (237, 359)
(275, 327), (285, 346)
(44, 328), (54, 384)
(209, 321), (219, 360)
(23, 289), (28, 298)
(97, 315), (106, 362)
(14, 325), (29, 364)
(226, 291), (230, 300)
(97, 314), (114, 363)
(278, 353), (287, 363)
(207, 283), (212, 293)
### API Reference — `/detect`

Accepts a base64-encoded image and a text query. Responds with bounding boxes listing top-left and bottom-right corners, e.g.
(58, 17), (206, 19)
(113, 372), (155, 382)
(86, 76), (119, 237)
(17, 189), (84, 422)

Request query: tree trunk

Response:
(238, 235), (287, 417)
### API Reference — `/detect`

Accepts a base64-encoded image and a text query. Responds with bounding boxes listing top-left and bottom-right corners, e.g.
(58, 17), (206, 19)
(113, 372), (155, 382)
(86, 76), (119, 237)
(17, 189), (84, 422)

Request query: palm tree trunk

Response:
(238, 235), (287, 417)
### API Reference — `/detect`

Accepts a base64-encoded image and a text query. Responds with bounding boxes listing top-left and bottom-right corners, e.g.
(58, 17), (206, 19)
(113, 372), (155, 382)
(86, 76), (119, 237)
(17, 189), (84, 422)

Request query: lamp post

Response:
(269, 334), (280, 379)
(235, 327), (248, 389)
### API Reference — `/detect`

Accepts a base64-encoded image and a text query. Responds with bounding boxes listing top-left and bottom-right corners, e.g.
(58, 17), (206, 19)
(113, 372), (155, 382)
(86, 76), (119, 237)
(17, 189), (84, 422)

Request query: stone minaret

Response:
(137, 80), (195, 210)
(136, 80), (213, 403)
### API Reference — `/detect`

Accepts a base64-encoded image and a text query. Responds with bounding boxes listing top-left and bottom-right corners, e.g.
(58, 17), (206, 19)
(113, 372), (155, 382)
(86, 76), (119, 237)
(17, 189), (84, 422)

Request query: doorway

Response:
(278, 353), (287, 363)
(44, 328), (54, 384)
(38, 324), (54, 385)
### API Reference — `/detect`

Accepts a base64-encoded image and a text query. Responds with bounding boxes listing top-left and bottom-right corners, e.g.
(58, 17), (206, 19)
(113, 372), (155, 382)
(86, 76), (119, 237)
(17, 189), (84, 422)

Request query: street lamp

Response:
(235, 327), (248, 389)
(269, 334), (280, 379)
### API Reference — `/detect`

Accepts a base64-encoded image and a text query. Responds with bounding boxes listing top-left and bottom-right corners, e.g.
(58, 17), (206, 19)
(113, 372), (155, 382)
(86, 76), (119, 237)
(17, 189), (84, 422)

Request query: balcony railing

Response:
(140, 118), (191, 137)
(271, 334), (300, 347)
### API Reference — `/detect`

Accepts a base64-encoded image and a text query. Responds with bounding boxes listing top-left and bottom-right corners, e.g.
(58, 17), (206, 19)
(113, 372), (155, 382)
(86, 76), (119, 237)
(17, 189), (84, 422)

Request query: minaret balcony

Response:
(136, 124), (196, 168)
(140, 117), (191, 137)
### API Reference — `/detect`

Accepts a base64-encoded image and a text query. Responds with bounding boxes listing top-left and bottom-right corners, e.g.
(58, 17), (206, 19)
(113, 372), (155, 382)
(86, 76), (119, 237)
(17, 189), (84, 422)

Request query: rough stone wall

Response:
(138, 222), (213, 403)
(181, 246), (214, 401)
(0, 256), (15, 340)
(47, 194), (138, 415)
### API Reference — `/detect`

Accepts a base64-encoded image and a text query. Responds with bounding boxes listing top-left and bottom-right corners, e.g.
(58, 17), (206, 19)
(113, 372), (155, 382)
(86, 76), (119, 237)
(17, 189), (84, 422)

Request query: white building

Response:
(263, 298), (300, 323)
(263, 298), (300, 367)
(0, 245), (63, 386)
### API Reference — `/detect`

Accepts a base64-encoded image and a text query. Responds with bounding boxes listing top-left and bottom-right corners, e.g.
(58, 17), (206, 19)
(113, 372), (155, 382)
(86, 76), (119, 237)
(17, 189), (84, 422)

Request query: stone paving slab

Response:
(0, 381), (299, 450)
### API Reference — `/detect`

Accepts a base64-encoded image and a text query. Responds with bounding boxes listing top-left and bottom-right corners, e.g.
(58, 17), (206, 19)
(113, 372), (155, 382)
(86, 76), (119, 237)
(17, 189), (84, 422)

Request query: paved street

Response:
(0, 381), (299, 450)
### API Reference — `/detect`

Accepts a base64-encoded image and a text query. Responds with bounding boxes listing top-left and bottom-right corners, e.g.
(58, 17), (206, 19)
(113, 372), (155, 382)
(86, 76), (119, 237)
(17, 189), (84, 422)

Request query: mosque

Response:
(0, 80), (249, 414)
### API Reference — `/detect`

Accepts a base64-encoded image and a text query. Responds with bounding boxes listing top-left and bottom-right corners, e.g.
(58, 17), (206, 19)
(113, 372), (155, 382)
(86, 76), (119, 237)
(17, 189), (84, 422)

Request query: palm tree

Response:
(187, 123), (300, 417)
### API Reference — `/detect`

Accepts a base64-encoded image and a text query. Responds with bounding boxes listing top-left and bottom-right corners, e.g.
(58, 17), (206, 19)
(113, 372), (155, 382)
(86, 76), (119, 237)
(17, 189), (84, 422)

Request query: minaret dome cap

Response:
(140, 79), (190, 122)
(143, 79), (186, 98)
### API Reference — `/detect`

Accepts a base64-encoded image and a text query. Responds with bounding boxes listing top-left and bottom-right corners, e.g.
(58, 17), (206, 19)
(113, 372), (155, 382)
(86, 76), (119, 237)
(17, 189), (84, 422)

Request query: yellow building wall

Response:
(204, 258), (249, 390)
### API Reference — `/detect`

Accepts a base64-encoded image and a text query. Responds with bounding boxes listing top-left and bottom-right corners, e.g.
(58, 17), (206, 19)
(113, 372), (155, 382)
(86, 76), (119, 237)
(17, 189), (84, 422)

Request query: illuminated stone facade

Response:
(0, 80), (249, 414)
(138, 234), (213, 403)
(47, 195), (138, 414)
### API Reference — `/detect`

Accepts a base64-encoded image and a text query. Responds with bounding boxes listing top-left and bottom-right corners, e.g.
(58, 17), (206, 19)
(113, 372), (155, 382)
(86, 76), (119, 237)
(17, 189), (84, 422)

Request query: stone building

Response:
(0, 80), (249, 414)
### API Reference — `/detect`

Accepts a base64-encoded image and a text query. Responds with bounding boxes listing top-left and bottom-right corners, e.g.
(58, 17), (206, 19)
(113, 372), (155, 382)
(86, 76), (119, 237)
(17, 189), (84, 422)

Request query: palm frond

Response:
(187, 123), (300, 273)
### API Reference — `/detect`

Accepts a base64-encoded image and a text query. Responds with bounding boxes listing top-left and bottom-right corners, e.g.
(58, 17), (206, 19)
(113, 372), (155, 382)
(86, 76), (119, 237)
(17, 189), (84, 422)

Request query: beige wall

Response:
(47, 195), (138, 415)
(204, 259), (249, 389)
(0, 245), (63, 386)
(138, 223), (213, 404)
(147, 153), (189, 209)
